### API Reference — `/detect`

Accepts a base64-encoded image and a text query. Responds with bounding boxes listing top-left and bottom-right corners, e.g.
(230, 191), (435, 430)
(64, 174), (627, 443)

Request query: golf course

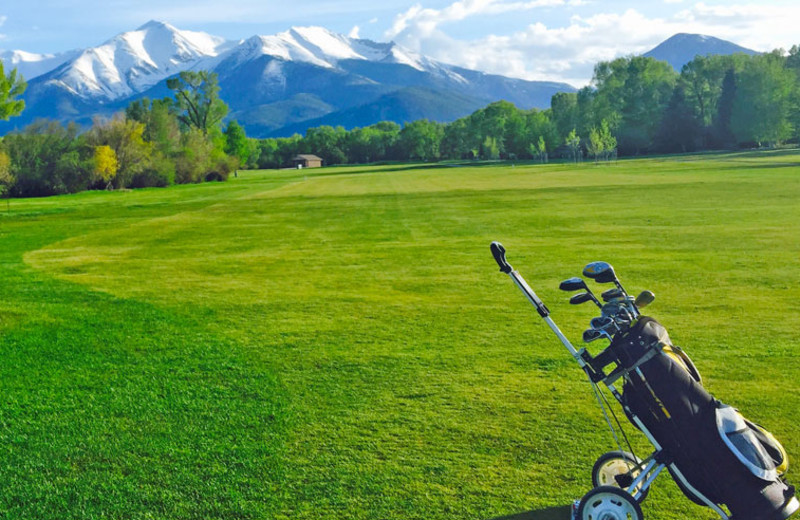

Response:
(1, 150), (799, 519)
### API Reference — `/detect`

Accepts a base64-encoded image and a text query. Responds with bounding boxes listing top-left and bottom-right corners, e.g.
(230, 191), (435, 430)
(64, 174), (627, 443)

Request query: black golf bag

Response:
(490, 242), (797, 519)
(613, 316), (796, 520)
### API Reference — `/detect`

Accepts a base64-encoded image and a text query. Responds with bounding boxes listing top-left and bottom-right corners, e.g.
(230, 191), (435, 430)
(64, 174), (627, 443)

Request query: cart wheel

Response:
(592, 451), (649, 502)
(577, 485), (644, 520)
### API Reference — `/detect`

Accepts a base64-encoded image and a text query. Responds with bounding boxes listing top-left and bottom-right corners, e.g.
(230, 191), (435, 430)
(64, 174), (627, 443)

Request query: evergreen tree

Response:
(656, 85), (701, 153)
(712, 68), (737, 148)
(550, 92), (579, 141)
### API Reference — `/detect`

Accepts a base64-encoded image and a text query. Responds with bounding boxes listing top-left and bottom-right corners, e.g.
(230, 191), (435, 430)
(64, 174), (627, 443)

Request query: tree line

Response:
(2, 44), (800, 198)
(242, 46), (800, 168)
(0, 70), (242, 198)
(554, 47), (800, 155)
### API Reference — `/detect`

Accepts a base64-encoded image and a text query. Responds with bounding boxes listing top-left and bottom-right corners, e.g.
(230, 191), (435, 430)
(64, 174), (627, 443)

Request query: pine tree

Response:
(713, 69), (737, 148)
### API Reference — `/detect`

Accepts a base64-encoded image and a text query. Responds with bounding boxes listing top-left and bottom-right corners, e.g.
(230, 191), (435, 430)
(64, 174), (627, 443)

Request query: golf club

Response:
(635, 290), (656, 309)
(583, 329), (611, 343)
(601, 288), (624, 302)
(591, 316), (620, 335)
(560, 277), (602, 308)
(570, 292), (597, 306)
(583, 261), (631, 299)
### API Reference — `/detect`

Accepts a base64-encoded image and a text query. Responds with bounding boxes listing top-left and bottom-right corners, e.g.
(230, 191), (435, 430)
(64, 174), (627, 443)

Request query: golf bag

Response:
(614, 317), (796, 520)
(489, 242), (798, 520)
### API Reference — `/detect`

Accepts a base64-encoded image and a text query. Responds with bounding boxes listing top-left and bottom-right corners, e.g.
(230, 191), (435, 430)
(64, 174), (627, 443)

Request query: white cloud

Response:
(675, 2), (800, 51)
(383, 1), (800, 87)
(348, 25), (361, 38)
(386, 0), (566, 40)
(388, 6), (675, 85)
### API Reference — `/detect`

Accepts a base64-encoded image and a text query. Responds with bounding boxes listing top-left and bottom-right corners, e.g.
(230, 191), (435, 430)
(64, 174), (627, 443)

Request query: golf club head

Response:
(590, 316), (618, 333)
(559, 277), (587, 292)
(613, 308), (633, 327)
(583, 261), (617, 284)
(601, 302), (625, 317)
(583, 329), (605, 343)
(601, 288), (624, 302)
(569, 292), (594, 305)
(635, 290), (655, 309)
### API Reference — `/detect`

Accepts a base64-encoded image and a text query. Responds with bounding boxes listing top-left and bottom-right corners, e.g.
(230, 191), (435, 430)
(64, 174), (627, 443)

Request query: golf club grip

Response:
(490, 241), (512, 273)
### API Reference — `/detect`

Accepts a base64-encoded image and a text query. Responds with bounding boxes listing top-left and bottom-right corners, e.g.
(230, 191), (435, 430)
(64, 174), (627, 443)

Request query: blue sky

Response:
(2, 0), (799, 85)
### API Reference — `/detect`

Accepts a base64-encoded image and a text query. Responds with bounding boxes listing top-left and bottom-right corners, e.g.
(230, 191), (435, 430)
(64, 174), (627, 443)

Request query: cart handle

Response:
(490, 241), (512, 273)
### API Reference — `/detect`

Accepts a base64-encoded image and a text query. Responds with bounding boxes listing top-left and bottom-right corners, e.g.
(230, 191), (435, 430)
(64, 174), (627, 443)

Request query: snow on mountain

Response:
(9, 22), (473, 103)
(216, 26), (391, 69)
(212, 25), (467, 84)
(1, 21), (576, 137)
(0, 49), (80, 81)
(42, 20), (235, 100)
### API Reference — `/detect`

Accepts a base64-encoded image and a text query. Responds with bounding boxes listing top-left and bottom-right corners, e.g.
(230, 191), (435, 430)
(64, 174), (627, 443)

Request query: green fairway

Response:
(2, 152), (800, 519)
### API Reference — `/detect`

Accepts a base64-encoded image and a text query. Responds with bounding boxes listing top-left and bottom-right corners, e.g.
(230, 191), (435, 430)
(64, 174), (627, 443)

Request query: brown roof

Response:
(293, 154), (323, 161)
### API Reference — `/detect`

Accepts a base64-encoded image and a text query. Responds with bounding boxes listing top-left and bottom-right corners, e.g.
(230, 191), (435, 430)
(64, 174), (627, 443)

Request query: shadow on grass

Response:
(489, 505), (572, 520)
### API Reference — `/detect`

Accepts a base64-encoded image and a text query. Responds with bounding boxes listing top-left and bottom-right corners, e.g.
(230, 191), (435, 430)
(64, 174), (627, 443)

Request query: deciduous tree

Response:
(1, 121), (91, 196)
(87, 115), (152, 188)
(731, 52), (796, 146)
(167, 71), (228, 135)
(397, 120), (443, 161)
(565, 129), (581, 162)
(224, 120), (249, 166)
(0, 63), (26, 120)
(0, 150), (14, 197)
(93, 145), (118, 188)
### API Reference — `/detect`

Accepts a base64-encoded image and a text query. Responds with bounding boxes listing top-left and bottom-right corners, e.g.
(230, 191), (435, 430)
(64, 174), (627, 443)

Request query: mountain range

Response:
(0, 23), (759, 138)
(0, 21), (572, 137)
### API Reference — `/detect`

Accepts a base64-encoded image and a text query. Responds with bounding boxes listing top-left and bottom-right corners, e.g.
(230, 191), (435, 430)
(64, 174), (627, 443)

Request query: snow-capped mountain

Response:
(0, 21), (575, 137)
(219, 26), (461, 77)
(41, 20), (235, 100)
(0, 49), (82, 82)
(643, 33), (758, 71)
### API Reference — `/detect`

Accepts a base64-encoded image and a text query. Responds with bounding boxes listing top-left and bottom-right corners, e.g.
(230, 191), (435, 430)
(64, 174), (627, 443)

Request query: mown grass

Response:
(2, 151), (800, 519)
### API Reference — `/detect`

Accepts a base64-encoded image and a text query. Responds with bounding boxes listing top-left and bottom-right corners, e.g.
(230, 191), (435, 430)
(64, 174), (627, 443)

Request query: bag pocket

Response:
(715, 404), (779, 481)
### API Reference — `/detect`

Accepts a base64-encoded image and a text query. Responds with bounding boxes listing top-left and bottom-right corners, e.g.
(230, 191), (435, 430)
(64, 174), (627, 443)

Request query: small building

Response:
(293, 154), (324, 169)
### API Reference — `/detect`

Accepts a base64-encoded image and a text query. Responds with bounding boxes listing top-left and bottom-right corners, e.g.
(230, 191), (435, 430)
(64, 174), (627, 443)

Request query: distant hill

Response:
(0, 21), (575, 137)
(273, 87), (486, 137)
(644, 33), (759, 71)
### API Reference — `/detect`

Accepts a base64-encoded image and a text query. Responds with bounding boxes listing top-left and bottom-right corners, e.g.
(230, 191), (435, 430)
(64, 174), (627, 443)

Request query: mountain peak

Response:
(39, 22), (232, 100)
(136, 20), (176, 32)
(220, 26), (422, 71)
(644, 33), (758, 70)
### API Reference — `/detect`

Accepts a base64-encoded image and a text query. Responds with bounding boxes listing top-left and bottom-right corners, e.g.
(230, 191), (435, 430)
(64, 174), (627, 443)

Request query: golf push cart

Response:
(489, 242), (798, 520)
